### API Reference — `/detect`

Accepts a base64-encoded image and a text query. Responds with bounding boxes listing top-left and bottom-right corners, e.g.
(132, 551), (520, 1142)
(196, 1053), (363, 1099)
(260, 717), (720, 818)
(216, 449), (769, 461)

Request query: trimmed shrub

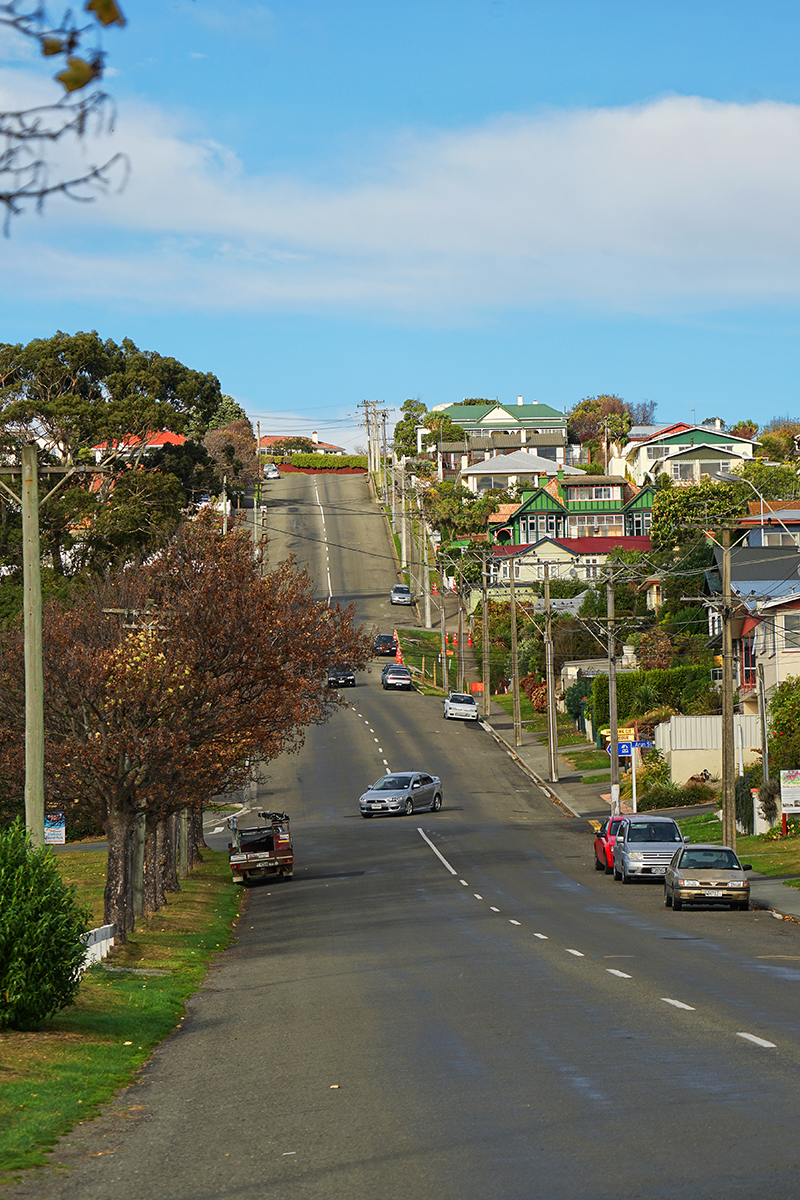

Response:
(0, 821), (90, 1030)
(283, 453), (367, 470)
(592, 665), (710, 727)
(637, 783), (682, 810)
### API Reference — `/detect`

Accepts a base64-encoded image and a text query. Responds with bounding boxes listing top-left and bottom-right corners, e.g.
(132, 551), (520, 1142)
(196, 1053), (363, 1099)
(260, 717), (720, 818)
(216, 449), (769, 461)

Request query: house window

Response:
(583, 558), (600, 579)
(570, 486), (617, 501)
(699, 460), (729, 476)
(785, 614), (800, 650)
(567, 515), (624, 537)
(670, 462), (695, 481)
(646, 446), (668, 460)
(764, 531), (799, 547)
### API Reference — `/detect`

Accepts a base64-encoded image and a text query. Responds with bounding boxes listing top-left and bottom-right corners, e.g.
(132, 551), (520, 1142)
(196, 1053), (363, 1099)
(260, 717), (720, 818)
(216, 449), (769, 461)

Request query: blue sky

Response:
(3, 0), (800, 448)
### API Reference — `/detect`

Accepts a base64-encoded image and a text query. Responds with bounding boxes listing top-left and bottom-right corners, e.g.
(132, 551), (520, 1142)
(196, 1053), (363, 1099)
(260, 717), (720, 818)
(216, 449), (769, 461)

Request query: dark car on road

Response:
(374, 633), (398, 656)
(327, 664), (356, 688)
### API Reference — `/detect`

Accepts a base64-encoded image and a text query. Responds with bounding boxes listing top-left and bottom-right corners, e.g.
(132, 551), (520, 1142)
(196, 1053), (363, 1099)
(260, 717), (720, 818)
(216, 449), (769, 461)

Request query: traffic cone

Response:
(452, 632), (458, 647)
(395, 644), (403, 663)
(432, 582), (438, 595)
(468, 631), (473, 647)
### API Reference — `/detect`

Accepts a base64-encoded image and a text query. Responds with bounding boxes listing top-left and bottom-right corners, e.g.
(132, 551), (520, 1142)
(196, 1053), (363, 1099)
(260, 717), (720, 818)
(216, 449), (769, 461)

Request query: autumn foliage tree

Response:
(0, 516), (371, 936)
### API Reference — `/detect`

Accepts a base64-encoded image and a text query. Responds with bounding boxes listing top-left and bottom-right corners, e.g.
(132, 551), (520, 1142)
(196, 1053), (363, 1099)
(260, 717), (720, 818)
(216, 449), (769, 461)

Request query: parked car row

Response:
(593, 814), (752, 911)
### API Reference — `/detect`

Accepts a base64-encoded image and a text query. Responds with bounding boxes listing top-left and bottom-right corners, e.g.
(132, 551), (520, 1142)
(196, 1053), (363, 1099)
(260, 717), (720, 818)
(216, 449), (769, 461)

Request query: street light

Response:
(714, 470), (796, 545)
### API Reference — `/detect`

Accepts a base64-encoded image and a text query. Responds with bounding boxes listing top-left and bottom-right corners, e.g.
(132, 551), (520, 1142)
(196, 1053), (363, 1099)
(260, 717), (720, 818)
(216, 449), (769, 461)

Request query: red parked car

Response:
(594, 815), (626, 874)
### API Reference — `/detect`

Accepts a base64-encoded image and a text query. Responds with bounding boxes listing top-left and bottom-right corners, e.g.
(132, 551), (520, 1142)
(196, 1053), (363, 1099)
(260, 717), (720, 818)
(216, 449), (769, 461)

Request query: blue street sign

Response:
(607, 739), (654, 756)
(608, 741), (632, 756)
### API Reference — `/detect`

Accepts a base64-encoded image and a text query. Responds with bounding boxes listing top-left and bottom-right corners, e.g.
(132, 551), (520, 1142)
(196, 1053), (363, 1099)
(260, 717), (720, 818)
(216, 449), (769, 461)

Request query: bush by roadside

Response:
(0, 848), (241, 1180)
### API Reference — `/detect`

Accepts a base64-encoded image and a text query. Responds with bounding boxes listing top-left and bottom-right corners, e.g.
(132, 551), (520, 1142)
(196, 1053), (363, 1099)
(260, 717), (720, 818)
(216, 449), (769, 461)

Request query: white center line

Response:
(459, 879), (469, 886)
(509, 919), (521, 926)
(382, 759), (388, 766)
(607, 969), (632, 979)
(565, 949), (584, 957)
(490, 906), (500, 913)
(373, 738), (379, 743)
(473, 893), (482, 900)
(661, 998), (695, 1011)
(417, 828), (457, 875)
(533, 933), (548, 940)
(737, 1032), (777, 1048)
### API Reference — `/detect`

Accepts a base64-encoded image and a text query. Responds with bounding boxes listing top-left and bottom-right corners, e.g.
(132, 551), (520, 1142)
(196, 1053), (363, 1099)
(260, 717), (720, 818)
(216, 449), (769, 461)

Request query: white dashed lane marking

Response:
(459, 879), (469, 886)
(534, 933), (548, 940)
(662, 998), (695, 1011)
(737, 1032), (777, 1048)
(509, 920), (521, 926)
(566, 949), (584, 957)
(473, 894), (483, 900)
(607, 969), (632, 979)
(417, 828), (457, 875)
(489, 907), (500, 913)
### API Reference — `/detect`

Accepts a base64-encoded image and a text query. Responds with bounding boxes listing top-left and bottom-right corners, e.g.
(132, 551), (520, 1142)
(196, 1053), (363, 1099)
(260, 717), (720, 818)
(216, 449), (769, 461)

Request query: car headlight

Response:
(678, 878), (700, 887)
(728, 880), (746, 888)
(627, 851), (643, 861)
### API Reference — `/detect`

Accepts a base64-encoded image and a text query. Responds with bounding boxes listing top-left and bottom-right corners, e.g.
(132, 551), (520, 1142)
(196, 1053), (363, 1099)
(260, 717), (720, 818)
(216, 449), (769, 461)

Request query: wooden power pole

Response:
(721, 529), (736, 849)
(607, 570), (620, 815)
(544, 564), (559, 783)
(22, 444), (44, 848)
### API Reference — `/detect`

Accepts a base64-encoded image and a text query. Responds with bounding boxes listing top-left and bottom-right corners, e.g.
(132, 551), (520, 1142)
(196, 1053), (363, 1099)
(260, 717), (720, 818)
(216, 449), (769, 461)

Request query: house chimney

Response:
(518, 395), (523, 406)
(312, 431), (319, 444)
(715, 419), (721, 431)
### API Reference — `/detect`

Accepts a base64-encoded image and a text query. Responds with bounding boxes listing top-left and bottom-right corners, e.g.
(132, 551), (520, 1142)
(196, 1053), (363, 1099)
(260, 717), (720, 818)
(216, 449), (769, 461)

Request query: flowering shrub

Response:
(764, 820), (800, 841)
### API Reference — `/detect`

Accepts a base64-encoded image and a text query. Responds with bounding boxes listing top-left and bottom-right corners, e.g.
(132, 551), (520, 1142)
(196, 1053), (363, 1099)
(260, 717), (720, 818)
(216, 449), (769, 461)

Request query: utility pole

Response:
(757, 662), (770, 785)
(509, 558), (522, 747)
(440, 597), (448, 694)
(391, 455), (397, 529)
(457, 600), (464, 692)
(544, 564), (559, 783)
(401, 470), (409, 569)
(222, 474), (228, 535)
(607, 570), (620, 815)
(721, 528), (736, 849)
(419, 493), (432, 629)
(22, 444), (44, 849)
(482, 549), (491, 719)
(381, 410), (389, 504)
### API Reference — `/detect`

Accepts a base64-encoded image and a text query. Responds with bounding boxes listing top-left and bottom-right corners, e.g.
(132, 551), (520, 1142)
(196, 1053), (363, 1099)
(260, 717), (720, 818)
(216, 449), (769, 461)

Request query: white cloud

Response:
(7, 85), (800, 316)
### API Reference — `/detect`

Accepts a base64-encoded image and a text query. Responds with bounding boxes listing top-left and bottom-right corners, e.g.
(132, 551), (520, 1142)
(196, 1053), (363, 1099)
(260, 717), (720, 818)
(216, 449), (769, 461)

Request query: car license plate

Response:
(705, 889), (723, 897)
(371, 804), (383, 810)
(652, 867), (666, 875)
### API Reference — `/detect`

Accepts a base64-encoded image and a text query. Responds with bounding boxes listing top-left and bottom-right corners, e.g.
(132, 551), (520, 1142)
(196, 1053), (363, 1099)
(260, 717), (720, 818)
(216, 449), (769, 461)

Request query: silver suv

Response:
(613, 815), (685, 884)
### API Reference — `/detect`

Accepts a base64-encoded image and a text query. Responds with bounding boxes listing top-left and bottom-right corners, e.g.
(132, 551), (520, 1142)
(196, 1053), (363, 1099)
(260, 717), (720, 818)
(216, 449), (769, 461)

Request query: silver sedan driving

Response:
(359, 772), (443, 818)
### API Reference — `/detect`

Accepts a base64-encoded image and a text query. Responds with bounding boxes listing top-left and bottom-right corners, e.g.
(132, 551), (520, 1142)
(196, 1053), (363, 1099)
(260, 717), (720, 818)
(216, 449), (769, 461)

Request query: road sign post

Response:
(605, 741), (654, 813)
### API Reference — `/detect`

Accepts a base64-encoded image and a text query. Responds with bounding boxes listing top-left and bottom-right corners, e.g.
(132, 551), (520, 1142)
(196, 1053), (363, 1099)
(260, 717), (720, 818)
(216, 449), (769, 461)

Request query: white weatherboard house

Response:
(609, 422), (757, 487)
(460, 451), (582, 494)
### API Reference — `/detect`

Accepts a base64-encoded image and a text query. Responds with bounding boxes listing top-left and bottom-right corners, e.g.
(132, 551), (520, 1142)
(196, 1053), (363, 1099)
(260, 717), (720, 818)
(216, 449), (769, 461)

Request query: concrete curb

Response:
(479, 720), (582, 819)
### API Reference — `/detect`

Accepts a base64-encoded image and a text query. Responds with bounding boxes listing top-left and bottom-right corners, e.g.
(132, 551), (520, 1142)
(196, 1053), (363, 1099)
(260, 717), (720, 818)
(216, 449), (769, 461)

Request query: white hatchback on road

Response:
(443, 692), (479, 721)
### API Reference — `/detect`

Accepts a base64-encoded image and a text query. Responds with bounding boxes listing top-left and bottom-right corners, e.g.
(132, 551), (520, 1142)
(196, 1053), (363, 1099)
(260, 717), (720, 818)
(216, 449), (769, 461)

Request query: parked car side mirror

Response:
(742, 863), (753, 871)
(683, 837), (691, 844)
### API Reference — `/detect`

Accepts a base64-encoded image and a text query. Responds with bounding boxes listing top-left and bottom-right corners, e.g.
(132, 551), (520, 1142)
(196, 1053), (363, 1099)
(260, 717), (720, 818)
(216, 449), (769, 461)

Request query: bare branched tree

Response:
(0, 1), (127, 230)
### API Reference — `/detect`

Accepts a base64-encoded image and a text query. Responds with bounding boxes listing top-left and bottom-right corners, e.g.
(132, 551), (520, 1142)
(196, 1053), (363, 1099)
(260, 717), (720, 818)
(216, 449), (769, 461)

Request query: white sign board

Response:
(779, 770), (800, 814)
(44, 810), (66, 845)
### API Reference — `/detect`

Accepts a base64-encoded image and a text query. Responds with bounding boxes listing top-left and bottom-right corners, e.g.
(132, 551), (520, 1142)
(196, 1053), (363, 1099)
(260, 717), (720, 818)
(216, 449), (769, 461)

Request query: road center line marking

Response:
(566, 949), (584, 957)
(606, 969), (632, 979)
(473, 893), (482, 899)
(533, 933), (548, 940)
(737, 1032), (777, 1048)
(459, 879), (468, 886)
(373, 738), (379, 743)
(661, 998), (695, 1011)
(490, 906), (500, 912)
(509, 919), (521, 926)
(417, 828), (457, 875)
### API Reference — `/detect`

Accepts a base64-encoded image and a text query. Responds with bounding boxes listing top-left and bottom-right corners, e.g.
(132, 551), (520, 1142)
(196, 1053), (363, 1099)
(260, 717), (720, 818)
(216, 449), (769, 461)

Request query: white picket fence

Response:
(81, 924), (117, 973)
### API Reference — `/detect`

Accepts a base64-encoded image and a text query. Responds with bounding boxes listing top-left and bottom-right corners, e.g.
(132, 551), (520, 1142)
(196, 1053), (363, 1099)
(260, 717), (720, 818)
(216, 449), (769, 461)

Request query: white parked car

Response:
(443, 692), (479, 721)
(263, 463), (281, 479)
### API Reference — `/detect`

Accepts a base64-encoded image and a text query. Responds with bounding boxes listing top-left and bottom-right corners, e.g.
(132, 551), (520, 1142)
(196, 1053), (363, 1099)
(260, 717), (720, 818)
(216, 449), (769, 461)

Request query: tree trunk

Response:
(162, 813), (180, 897)
(142, 811), (160, 916)
(189, 803), (205, 868)
(103, 806), (135, 940)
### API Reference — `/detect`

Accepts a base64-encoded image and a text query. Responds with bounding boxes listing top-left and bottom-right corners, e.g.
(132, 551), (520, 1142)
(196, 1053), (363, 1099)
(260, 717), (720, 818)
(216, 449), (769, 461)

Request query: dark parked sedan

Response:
(373, 634), (398, 656)
(327, 664), (356, 687)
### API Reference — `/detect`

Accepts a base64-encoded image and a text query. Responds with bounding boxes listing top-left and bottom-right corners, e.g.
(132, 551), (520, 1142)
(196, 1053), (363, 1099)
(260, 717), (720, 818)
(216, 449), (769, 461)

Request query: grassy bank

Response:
(0, 848), (241, 1179)
(492, 693), (589, 747)
(396, 629), (456, 693)
(678, 812), (800, 878)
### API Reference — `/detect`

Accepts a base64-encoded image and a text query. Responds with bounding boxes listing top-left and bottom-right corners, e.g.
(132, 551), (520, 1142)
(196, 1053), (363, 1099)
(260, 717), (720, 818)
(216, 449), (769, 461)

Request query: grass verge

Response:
(0, 848), (241, 1180)
(492, 693), (589, 746)
(677, 812), (800, 878)
(396, 629), (457, 693)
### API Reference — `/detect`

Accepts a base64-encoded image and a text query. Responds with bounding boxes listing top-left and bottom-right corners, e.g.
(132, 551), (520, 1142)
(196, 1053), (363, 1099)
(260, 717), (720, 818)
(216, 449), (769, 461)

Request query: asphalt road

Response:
(24, 474), (800, 1199)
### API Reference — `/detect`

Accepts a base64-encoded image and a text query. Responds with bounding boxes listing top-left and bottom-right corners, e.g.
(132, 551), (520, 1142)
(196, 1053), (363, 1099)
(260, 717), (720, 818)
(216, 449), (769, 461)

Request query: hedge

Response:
(277, 453), (367, 470)
(592, 665), (710, 726)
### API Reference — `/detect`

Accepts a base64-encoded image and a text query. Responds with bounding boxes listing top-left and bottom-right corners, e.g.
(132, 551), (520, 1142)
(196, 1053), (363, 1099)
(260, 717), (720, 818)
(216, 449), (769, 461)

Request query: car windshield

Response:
(393, 586), (410, 593)
(627, 822), (682, 843)
(450, 694), (474, 704)
(388, 667), (409, 675)
(609, 819), (624, 834)
(679, 849), (741, 870)
(374, 775), (412, 790)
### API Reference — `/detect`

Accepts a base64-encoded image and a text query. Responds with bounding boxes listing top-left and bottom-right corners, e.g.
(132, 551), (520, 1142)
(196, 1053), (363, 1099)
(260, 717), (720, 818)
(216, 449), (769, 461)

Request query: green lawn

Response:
(563, 749), (611, 773)
(678, 812), (800, 878)
(0, 849), (241, 1180)
(396, 629), (467, 694)
(492, 693), (589, 746)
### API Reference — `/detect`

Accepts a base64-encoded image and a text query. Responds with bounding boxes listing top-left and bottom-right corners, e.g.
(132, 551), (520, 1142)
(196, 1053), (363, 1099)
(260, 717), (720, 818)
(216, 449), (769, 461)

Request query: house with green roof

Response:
(490, 472), (655, 545)
(609, 422), (757, 486)
(431, 396), (575, 466)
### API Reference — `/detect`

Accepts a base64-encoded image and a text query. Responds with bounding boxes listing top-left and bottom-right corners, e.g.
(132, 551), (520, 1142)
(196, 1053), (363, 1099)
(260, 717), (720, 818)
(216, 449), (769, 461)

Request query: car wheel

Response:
(404, 799), (413, 816)
(430, 793), (442, 812)
(613, 865), (622, 881)
(443, 709), (448, 719)
(622, 871), (632, 884)
(664, 887), (673, 907)
(604, 859), (613, 875)
(737, 900), (749, 911)
(361, 812), (372, 818)
(673, 895), (683, 911)
(594, 853), (604, 871)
